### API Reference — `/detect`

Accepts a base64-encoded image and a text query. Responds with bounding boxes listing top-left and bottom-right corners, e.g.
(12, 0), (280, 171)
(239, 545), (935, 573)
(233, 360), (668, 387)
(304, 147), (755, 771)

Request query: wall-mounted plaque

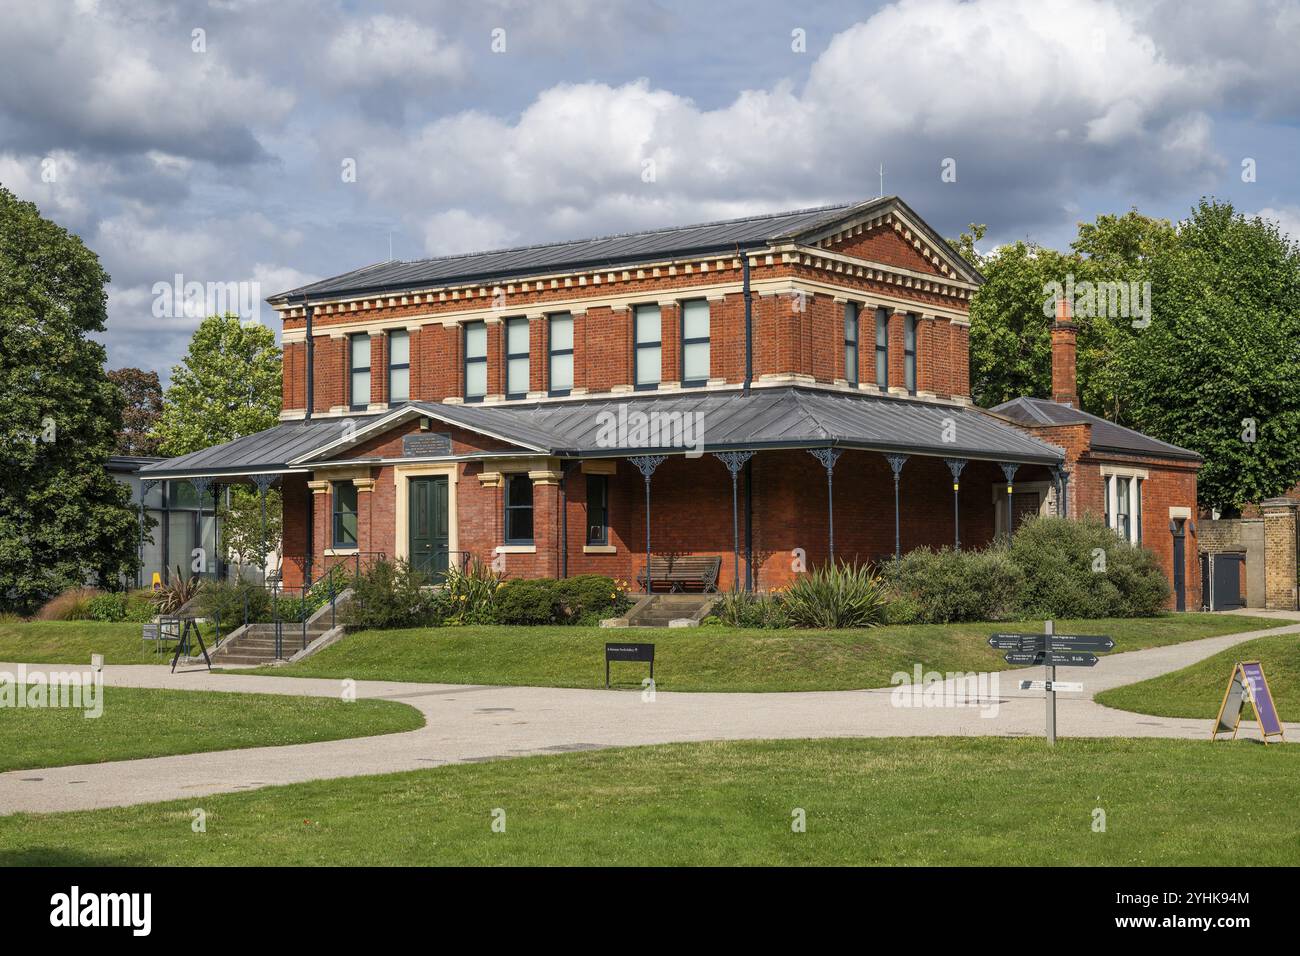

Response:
(402, 432), (452, 458)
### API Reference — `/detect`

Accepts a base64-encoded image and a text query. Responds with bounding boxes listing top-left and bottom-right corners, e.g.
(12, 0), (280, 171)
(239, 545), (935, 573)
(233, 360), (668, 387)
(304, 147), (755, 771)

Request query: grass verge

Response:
(1, 737), (1296, 865)
(247, 614), (1285, 692)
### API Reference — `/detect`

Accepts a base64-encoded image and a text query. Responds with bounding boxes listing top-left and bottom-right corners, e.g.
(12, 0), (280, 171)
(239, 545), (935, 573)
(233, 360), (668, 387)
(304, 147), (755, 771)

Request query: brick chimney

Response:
(1050, 297), (1078, 407)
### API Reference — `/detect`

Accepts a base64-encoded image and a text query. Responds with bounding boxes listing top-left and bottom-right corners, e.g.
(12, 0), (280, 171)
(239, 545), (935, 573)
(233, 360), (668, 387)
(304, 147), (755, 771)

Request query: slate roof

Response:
(990, 397), (1202, 462)
(138, 388), (1064, 479)
(268, 196), (980, 304)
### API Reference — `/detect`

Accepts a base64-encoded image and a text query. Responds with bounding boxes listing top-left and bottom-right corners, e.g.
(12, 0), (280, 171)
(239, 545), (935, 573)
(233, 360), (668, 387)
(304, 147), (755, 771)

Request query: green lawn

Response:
(249, 614), (1285, 692)
(3, 737), (1297, 866)
(1097, 631), (1299, 719)
(0, 621), (180, 665)
(0, 685), (424, 773)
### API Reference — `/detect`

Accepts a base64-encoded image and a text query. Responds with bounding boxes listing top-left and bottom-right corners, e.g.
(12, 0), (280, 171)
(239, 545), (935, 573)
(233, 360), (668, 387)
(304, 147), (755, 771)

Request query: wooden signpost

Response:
(989, 621), (1112, 745)
(1212, 661), (1284, 743)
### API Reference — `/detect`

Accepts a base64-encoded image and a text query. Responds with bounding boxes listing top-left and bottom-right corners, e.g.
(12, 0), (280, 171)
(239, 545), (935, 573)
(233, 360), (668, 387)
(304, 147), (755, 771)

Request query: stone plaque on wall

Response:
(402, 432), (452, 458)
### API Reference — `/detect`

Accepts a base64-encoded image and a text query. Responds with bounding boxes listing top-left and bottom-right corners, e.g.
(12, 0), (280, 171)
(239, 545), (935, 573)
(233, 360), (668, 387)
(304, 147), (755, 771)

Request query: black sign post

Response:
(989, 622), (1111, 745)
(605, 642), (654, 688)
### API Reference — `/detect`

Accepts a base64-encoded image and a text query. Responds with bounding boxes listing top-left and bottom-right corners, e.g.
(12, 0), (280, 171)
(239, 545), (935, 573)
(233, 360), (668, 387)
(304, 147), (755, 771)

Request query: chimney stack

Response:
(1050, 296), (1078, 407)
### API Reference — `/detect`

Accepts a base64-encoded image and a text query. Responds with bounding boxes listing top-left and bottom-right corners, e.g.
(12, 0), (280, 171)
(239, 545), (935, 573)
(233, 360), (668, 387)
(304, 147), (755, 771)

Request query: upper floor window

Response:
(1104, 473), (1143, 544)
(349, 334), (370, 410)
(464, 321), (486, 403)
(634, 304), (661, 389)
(875, 308), (890, 388)
(549, 313), (573, 397)
(388, 330), (409, 405)
(505, 317), (529, 400)
(680, 300), (710, 387)
(844, 302), (859, 385)
(504, 474), (534, 544)
(586, 474), (608, 545)
(904, 314), (918, 395)
(332, 481), (358, 549)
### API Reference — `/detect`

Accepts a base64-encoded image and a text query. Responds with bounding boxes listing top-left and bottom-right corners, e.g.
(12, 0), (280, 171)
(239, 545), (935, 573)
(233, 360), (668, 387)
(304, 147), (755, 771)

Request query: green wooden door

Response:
(409, 477), (449, 582)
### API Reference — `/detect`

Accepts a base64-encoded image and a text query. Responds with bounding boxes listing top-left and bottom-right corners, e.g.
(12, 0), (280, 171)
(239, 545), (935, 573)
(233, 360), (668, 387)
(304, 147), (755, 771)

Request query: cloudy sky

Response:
(3, 0), (1298, 381)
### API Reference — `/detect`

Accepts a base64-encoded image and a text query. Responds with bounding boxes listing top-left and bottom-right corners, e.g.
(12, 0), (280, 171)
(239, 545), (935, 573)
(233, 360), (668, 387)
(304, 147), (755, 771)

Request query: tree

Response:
(106, 367), (163, 456)
(1121, 199), (1300, 512)
(0, 184), (139, 613)
(156, 313), (281, 457)
(218, 487), (283, 569)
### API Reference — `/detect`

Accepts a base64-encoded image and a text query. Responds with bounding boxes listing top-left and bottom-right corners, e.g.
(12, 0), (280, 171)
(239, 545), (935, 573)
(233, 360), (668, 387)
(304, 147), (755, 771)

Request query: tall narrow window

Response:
(388, 330), (409, 405)
(464, 321), (486, 403)
(1135, 478), (1143, 544)
(843, 302), (859, 385)
(875, 308), (890, 388)
(680, 300), (710, 387)
(548, 312), (573, 397)
(349, 334), (371, 410)
(634, 304), (661, 389)
(332, 481), (358, 549)
(1115, 476), (1131, 541)
(504, 474), (534, 544)
(505, 317), (529, 400)
(586, 475), (608, 545)
(904, 314), (918, 395)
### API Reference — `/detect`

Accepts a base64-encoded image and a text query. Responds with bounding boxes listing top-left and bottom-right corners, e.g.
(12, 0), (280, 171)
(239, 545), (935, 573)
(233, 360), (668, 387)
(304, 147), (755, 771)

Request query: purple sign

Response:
(1241, 662), (1283, 737)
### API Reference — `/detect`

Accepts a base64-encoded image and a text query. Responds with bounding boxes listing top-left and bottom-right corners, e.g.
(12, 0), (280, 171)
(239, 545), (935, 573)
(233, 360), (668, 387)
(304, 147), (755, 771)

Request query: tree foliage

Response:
(1121, 200), (1300, 511)
(0, 184), (139, 612)
(156, 313), (281, 457)
(106, 367), (163, 456)
(217, 486), (283, 568)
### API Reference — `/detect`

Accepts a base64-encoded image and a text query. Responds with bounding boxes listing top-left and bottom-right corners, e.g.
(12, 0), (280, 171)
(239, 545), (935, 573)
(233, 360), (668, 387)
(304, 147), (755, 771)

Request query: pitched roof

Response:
(990, 397), (1202, 462)
(268, 196), (980, 304)
(137, 387), (1064, 479)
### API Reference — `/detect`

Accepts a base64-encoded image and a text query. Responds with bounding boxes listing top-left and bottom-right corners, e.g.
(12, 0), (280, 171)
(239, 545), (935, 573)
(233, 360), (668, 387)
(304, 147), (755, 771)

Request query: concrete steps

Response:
(610, 593), (719, 628)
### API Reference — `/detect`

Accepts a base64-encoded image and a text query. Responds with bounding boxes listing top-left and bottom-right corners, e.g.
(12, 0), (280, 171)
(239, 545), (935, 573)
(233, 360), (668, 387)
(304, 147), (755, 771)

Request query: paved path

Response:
(2, 621), (1296, 814)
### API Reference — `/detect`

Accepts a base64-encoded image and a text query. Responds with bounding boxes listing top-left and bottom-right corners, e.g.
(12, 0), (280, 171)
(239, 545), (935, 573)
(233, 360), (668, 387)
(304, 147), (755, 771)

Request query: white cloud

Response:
(325, 15), (467, 89)
(1254, 206), (1300, 244)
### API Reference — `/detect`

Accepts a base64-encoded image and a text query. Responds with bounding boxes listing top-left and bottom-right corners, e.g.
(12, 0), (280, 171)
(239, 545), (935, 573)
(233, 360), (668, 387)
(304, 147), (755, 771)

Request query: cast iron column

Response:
(885, 455), (908, 560)
(251, 474), (279, 582)
(714, 451), (755, 592)
(808, 448), (843, 564)
(999, 463), (1020, 536)
(944, 458), (967, 550)
(629, 455), (667, 593)
(189, 476), (213, 577)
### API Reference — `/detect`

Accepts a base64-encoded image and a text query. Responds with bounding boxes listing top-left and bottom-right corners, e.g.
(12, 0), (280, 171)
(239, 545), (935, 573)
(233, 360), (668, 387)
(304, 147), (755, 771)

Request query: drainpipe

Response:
(302, 293), (314, 421)
(559, 460), (580, 579)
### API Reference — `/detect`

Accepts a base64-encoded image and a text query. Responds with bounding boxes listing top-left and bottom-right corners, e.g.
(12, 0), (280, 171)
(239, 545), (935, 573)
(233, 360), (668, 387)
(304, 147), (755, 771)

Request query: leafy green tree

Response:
(218, 487), (282, 569)
(156, 313), (281, 457)
(0, 185), (139, 612)
(106, 367), (163, 456)
(1122, 200), (1300, 512)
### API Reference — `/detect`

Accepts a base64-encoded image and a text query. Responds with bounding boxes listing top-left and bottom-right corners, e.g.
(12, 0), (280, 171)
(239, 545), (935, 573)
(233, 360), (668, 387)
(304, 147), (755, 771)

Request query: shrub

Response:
(881, 546), (1024, 624)
(35, 587), (101, 621)
(1009, 515), (1169, 618)
(708, 588), (789, 629)
(494, 579), (561, 625)
(151, 568), (203, 616)
(342, 559), (445, 630)
(86, 592), (128, 622)
(194, 577), (272, 627)
(781, 562), (888, 629)
(123, 590), (157, 622)
(553, 575), (631, 625)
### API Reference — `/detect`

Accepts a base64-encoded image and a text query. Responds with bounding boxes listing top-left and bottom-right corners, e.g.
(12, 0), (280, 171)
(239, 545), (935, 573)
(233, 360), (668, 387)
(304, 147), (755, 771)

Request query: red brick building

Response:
(143, 196), (1200, 607)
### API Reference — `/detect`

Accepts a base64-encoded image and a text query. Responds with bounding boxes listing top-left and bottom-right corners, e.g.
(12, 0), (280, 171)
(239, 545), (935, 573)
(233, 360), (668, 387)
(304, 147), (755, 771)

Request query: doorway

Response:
(408, 476), (449, 582)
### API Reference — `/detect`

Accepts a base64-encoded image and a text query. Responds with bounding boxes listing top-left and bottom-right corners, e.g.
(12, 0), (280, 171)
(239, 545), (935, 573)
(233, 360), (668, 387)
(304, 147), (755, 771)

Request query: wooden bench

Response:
(636, 555), (722, 593)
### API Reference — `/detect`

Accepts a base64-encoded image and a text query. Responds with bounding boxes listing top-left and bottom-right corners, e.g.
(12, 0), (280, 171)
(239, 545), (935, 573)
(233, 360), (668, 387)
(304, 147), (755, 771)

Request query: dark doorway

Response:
(409, 476), (449, 583)
(1210, 553), (1245, 611)
(1171, 518), (1187, 611)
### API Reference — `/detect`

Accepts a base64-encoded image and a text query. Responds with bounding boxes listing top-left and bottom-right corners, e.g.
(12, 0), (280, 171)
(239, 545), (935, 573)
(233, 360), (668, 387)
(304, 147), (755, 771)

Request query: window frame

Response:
(875, 307), (890, 388)
(504, 316), (530, 400)
(843, 301), (859, 385)
(387, 329), (410, 406)
(586, 474), (609, 545)
(332, 481), (359, 550)
(463, 320), (487, 403)
(904, 313), (918, 395)
(348, 333), (371, 411)
(633, 303), (662, 391)
(503, 474), (535, 545)
(1103, 471), (1144, 545)
(548, 312), (574, 397)
(679, 299), (710, 388)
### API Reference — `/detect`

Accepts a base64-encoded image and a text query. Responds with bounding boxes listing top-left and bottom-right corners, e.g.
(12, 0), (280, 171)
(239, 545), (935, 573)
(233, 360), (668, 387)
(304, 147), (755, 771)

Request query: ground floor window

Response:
(505, 474), (534, 543)
(1103, 471), (1144, 545)
(586, 475), (608, 545)
(333, 481), (358, 548)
